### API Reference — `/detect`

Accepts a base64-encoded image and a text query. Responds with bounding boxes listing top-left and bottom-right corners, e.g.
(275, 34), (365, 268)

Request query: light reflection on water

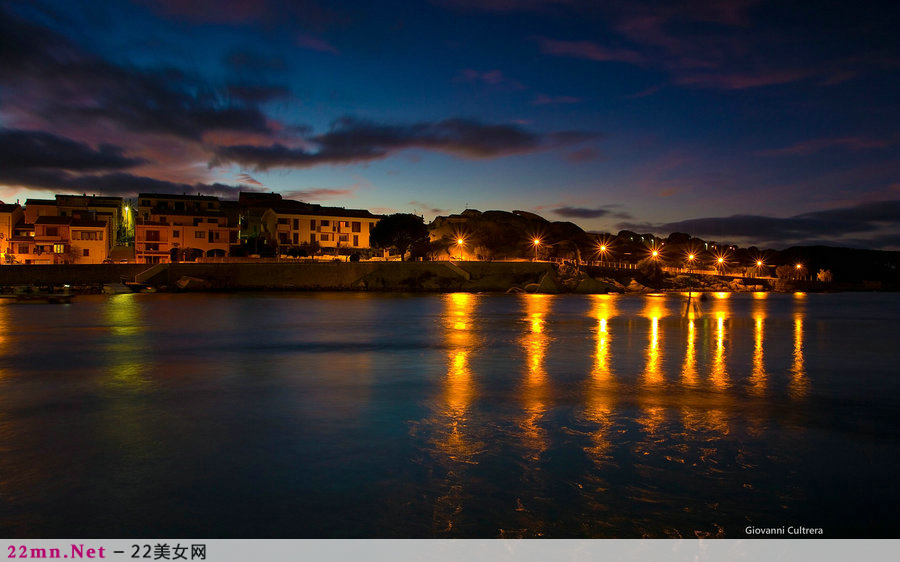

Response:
(0, 291), (897, 538)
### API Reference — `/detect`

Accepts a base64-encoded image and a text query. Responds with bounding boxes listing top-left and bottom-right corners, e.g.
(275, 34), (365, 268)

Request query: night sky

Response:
(1, 0), (897, 249)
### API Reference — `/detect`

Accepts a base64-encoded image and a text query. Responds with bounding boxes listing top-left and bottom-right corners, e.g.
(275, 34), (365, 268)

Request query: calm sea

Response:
(0, 291), (897, 538)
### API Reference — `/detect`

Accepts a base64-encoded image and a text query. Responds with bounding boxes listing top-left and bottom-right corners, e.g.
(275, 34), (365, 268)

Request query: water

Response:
(0, 291), (897, 538)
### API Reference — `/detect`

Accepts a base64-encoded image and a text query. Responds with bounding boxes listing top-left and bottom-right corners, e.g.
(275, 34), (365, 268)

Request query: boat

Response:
(1, 286), (75, 304)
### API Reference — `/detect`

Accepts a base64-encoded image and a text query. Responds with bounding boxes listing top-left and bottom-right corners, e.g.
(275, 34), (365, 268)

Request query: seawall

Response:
(0, 264), (149, 286)
(143, 261), (561, 292)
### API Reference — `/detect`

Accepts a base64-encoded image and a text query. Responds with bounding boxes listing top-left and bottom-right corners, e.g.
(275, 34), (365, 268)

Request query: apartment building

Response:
(261, 201), (381, 252)
(5, 216), (108, 264)
(135, 193), (238, 264)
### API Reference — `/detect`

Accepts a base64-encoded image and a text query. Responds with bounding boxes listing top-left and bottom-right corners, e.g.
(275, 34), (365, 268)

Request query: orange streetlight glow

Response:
(757, 260), (763, 266)
(457, 238), (464, 246)
(687, 254), (695, 261)
(718, 257), (724, 264)
(533, 238), (541, 246)
(795, 263), (802, 269)
(652, 250), (659, 258)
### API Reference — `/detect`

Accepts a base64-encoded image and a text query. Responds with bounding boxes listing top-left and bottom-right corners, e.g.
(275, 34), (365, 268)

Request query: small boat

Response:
(6, 286), (75, 304)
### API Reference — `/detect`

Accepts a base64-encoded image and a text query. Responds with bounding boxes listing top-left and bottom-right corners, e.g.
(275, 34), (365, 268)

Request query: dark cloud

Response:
(0, 7), (274, 142)
(618, 200), (900, 249)
(0, 166), (256, 200)
(212, 117), (597, 170)
(0, 129), (144, 171)
(553, 206), (629, 219)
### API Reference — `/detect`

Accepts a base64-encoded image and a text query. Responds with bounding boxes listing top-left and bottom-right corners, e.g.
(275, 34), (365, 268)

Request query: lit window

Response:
(53, 244), (65, 253)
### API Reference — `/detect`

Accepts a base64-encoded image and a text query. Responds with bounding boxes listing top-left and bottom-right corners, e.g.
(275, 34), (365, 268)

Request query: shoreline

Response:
(0, 261), (881, 294)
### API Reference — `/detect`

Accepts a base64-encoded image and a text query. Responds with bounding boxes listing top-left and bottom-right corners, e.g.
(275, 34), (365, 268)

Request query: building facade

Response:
(135, 193), (238, 264)
(261, 202), (380, 253)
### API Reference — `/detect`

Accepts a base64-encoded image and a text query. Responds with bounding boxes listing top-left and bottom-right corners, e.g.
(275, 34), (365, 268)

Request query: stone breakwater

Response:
(140, 261), (614, 293)
(0, 261), (778, 294)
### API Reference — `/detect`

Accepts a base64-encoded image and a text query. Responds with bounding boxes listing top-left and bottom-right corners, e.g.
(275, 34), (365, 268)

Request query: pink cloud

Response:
(675, 69), (813, 89)
(237, 173), (264, 186)
(624, 85), (661, 98)
(563, 147), (598, 163)
(296, 34), (339, 55)
(455, 69), (526, 90)
(757, 136), (896, 157)
(531, 94), (583, 105)
(538, 38), (646, 65)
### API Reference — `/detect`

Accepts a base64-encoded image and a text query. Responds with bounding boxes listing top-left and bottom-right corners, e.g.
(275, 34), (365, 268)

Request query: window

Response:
(320, 220), (330, 227)
(173, 230), (180, 238)
(45, 227), (58, 237)
(310, 219), (317, 230)
(83, 249), (90, 257)
(195, 231), (205, 239)
(293, 219), (299, 230)
(53, 244), (65, 253)
(352, 221), (361, 232)
(145, 243), (158, 252)
(320, 234), (330, 242)
(353, 235), (359, 246)
(17, 244), (28, 254)
(339, 234), (348, 242)
(278, 218), (290, 225)
(146, 230), (160, 242)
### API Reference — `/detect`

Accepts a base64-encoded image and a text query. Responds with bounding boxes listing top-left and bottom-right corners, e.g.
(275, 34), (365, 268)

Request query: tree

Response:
(817, 269), (833, 282)
(370, 214), (429, 261)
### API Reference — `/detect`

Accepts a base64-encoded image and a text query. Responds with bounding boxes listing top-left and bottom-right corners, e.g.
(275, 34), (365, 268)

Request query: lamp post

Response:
(599, 244), (607, 265)
(533, 238), (541, 261)
(456, 237), (464, 260)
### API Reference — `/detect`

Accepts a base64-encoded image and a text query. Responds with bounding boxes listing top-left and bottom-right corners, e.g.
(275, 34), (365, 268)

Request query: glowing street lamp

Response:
(533, 238), (541, 261)
(598, 244), (608, 264)
(456, 237), (464, 260)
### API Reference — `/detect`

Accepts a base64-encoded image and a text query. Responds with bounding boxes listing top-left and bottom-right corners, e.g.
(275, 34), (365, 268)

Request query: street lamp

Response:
(456, 237), (464, 260)
(533, 238), (541, 261)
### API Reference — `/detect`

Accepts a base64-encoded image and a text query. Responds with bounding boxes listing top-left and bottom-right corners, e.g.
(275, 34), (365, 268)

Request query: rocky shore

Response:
(0, 261), (840, 294)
